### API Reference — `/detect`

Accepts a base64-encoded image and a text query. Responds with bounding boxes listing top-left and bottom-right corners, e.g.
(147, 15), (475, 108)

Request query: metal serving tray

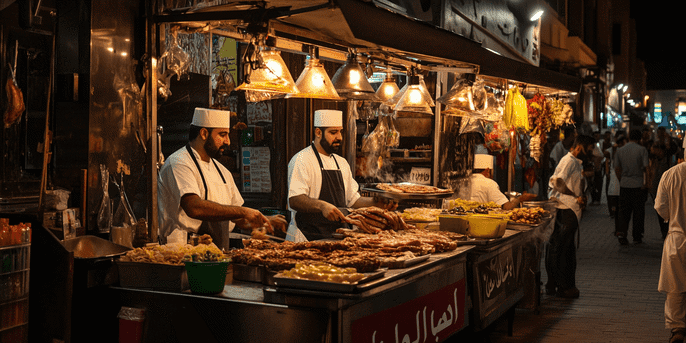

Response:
(273, 268), (387, 293)
(361, 183), (454, 200)
(380, 254), (430, 269)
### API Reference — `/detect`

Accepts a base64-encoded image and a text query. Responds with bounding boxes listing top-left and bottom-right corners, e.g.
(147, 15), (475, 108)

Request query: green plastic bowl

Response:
(183, 261), (229, 294)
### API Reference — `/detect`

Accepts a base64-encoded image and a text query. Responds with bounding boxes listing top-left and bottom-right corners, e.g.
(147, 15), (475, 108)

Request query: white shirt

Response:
(605, 147), (620, 196)
(549, 141), (569, 168)
(657, 163), (686, 293)
(157, 146), (243, 242)
(458, 173), (508, 206)
(548, 152), (584, 221)
(286, 146), (361, 241)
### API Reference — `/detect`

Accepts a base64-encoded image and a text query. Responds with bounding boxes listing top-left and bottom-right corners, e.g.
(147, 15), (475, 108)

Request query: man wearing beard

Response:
(286, 109), (396, 242)
(157, 108), (287, 248)
(545, 134), (596, 298)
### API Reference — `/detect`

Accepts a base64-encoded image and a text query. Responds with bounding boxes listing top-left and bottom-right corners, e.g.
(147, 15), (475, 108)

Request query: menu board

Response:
(246, 102), (272, 124)
(241, 147), (271, 193)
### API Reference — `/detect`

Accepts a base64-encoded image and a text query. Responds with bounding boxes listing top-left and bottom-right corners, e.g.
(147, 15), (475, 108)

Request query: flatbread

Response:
(376, 183), (452, 194)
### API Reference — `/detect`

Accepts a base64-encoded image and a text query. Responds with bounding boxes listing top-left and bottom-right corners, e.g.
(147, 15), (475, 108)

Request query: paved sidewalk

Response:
(450, 195), (669, 343)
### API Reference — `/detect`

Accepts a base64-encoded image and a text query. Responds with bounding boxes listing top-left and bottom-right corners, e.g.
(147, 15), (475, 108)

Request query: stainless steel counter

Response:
(113, 245), (474, 343)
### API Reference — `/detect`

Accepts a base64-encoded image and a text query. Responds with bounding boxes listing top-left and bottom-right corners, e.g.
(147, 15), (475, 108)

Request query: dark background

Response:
(631, 0), (686, 90)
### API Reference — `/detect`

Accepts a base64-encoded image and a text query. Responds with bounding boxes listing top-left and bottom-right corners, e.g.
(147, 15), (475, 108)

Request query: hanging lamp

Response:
(331, 52), (378, 101)
(375, 68), (400, 103)
(393, 75), (434, 115)
(235, 37), (298, 95)
(437, 73), (477, 110)
(287, 46), (341, 100)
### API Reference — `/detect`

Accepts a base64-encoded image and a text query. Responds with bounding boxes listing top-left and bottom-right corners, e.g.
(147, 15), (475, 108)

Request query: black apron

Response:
(185, 144), (228, 247)
(295, 143), (349, 241)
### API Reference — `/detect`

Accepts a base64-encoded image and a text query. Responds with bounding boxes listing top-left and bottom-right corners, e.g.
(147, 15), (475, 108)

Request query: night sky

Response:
(630, 0), (686, 90)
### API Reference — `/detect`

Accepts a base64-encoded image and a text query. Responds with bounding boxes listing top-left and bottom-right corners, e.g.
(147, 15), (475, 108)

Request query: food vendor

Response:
(157, 107), (287, 248)
(459, 154), (537, 210)
(286, 109), (396, 242)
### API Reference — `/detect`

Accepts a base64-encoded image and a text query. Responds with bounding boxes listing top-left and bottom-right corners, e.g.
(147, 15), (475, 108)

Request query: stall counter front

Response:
(113, 246), (474, 343)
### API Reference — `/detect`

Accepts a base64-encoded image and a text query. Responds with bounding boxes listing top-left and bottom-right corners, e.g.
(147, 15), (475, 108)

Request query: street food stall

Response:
(1, 0), (582, 342)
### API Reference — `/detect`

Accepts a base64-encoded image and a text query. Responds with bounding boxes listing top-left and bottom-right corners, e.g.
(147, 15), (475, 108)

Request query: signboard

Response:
(409, 167), (431, 185)
(241, 147), (271, 192)
(351, 279), (467, 343)
(470, 242), (524, 329)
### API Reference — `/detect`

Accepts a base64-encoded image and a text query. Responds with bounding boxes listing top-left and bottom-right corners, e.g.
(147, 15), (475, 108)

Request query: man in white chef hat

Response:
(459, 154), (536, 210)
(158, 107), (287, 249)
(287, 109), (396, 242)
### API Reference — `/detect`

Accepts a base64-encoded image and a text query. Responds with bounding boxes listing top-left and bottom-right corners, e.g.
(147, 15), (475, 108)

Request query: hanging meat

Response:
(4, 76), (25, 128)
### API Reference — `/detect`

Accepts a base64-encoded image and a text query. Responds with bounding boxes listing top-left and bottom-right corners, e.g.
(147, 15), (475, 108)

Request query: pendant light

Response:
(331, 52), (378, 101)
(437, 73), (477, 110)
(375, 68), (400, 103)
(235, 37), (298, 95)
(393, 75), (434, 115)
(287, 46), (341, 100)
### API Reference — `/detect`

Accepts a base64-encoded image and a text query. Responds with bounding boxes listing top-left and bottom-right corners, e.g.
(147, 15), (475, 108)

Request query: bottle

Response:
(0, 221), (8, 247)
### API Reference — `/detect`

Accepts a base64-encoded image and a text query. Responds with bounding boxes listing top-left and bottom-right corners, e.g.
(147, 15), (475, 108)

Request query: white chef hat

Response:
(474, 154), (494, 170)
(191, 107), (231, 128)
(314, 109), (343, 127)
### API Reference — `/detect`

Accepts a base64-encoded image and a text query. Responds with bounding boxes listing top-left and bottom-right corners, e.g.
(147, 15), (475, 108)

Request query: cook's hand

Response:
(576, 195), (587, 210)
(373, 196), (398, 211)
(520, 192), (537, 202)
(267, 214), (287, 233)
(320, 202), (346, 222)
(235, 208), (273, 234)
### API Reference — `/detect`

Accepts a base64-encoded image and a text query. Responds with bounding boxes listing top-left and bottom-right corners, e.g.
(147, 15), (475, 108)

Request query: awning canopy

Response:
(159, 0), (582, 93)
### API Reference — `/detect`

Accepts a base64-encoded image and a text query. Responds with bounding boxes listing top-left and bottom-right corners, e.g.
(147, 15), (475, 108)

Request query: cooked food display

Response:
(228, 227), (468, 271)
(443, 198), (501, 213)
(375, 183), (453, 194)
(509, 207), (549, 225)
(343, 207), (414, 233)
(121, 240), (225, 265)
(400, 207), (443, 222)
(279, 262), (366, 284)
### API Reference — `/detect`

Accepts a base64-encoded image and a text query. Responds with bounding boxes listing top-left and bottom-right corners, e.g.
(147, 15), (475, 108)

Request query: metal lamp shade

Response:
(436, 73), (477, 110)
(375, 76), (400, 102)
(331, 54), (378, 100)
(235, 49), (299, 94)
(393, 76), (434, 115)
(287, 57), (342, 100)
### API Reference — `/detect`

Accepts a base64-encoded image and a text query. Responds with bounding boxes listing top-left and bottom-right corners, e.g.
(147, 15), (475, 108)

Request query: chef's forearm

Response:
(551, 177), (576, 196)
(288, 194), (328, 213)
(352, 196), (376, 208)
(181, 194), (248, 221)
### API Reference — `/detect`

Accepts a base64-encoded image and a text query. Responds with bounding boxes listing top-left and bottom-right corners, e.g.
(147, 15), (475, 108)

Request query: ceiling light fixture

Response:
(235, 36), (298, 94)
(287, 45), (341, 100)
(393, 73), (434, 115)
(375, 67), (400, 103)
(331, 52), (378, 101)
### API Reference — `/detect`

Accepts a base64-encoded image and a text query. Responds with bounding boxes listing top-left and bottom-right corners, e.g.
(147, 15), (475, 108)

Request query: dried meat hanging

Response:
(526, 93), (550, 162)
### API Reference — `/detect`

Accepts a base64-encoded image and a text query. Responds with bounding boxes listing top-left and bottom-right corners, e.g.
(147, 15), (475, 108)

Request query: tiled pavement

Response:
(450, 193), (670, 343)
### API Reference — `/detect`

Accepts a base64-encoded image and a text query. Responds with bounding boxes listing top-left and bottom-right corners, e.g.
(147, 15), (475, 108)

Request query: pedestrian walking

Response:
(605, 135), (626, 219)
(655, 162), (686, 343)
(614, 129), (650, 245)
(545, 134), (596, 298)
(648, 142), (671, 239)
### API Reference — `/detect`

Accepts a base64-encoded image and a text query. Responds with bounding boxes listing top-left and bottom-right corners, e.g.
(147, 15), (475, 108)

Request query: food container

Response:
(522, 200), (558, 213)
(438, 214), (469, 234)
(184, 261), (230, 294)
(463, 214), (509, 239)
(117, 261), (189, 292)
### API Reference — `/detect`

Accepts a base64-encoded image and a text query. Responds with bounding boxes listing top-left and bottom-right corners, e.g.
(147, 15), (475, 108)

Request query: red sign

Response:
(351, 279), (466, 343)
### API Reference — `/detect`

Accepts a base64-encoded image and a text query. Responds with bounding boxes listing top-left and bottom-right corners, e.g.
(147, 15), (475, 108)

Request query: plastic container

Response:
(184, 261), (229, 294)
(118, 307), (145, 343)
(463, 214), (509, 239)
